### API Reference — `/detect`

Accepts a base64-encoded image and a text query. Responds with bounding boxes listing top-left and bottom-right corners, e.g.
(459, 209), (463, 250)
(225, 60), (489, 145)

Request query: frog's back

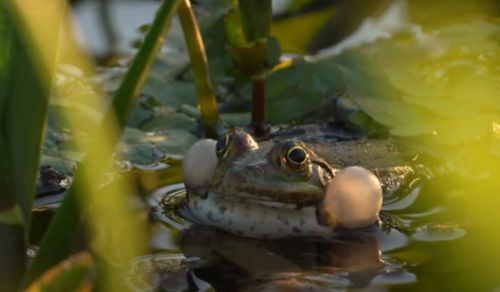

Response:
(309, 139), (418, 195)
(309, 139), (410, 169)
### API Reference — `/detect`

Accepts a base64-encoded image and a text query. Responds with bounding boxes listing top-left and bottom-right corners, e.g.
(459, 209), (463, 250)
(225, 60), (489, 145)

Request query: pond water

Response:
(32, 150), (499, 291)
(111, 161), (478, 291)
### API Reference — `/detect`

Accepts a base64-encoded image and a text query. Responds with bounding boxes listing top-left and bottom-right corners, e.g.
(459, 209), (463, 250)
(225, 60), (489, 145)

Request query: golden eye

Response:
(282, 145), (309, 172)
(216, 133), (232, 159)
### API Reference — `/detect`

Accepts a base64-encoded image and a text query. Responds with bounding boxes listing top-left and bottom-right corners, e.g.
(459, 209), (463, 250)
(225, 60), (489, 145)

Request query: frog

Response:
(182, 126), (417, 239)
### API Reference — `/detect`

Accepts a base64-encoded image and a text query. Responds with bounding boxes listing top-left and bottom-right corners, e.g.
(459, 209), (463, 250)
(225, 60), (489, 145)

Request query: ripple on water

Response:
(412, 223), (467, 242)
(382, 185), (421, 211)
(149, 183), (191, 230)
(370, 271), (417, 285)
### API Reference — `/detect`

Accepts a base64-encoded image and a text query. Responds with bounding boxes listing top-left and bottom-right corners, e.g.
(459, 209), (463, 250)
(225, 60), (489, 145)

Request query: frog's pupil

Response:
(288, 148), (306, 165)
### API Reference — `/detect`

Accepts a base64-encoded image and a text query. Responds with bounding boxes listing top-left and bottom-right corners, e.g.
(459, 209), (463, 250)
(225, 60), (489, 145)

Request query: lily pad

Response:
(116, 127), (197, 166)
(265, 59), (343, 123)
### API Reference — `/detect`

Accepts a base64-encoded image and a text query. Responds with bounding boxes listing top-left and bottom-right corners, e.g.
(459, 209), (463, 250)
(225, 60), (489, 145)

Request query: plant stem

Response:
(250, 77), (266, 136)
(178, 0), (219, 130)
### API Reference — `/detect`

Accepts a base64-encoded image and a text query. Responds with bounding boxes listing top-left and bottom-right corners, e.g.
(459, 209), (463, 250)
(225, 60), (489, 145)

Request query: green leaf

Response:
(1, 3), (50, 230)
(0, 205), (22, 225)
(265, 59), (343, 123)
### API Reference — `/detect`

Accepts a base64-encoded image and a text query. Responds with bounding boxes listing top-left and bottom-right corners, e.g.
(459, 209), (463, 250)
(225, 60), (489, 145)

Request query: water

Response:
(121, 167), (475, 291)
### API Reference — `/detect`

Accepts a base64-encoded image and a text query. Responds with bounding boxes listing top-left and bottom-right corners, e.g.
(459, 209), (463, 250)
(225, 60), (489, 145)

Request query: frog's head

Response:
(209, 129), (335, 205)
(183, 130), (382, 238)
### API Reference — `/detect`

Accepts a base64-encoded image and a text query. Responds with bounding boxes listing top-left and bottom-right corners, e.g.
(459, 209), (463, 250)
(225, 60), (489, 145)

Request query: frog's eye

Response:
(283, 145), (309, 172)
(216, 133), (232, 159)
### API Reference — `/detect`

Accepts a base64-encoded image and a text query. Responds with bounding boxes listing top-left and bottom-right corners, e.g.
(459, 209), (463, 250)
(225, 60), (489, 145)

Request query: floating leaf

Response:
(117, 127), (197, 165)
(265, 59), (343, 123)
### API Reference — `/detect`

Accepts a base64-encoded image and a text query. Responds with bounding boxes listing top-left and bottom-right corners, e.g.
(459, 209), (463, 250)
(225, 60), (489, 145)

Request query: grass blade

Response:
(0, 1), (53, 289)
(24, 0), (183, 287)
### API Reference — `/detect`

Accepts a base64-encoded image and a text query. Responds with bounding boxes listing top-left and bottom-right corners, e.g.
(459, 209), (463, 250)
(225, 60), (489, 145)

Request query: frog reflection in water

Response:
(183, 128), (415, 239)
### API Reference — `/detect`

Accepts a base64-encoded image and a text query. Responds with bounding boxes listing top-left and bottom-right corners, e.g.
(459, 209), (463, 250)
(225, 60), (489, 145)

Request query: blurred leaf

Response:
(0, 2), (53, 289)
(238, 0), (272, 42)
(220, 112), (251, 127)
(202, 16), (236, 84)
(408, 0), (500, 29)
(26, 0), (182, 286)
(227, 40), (276, 77)
(26, 252), (93, 292)
(2, 5), (51, 228)
(225, 7), (247, 47)
(0, 223), (25, 292)
(330, 19), (500, 178)
(272, 8), (334, 53)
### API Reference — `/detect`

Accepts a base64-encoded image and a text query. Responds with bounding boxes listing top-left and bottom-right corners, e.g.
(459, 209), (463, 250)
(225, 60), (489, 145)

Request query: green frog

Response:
(183, 126), (417, 239)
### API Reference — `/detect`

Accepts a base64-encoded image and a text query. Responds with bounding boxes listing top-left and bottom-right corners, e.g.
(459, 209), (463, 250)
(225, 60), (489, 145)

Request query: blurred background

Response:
(1, 0), (500, 291)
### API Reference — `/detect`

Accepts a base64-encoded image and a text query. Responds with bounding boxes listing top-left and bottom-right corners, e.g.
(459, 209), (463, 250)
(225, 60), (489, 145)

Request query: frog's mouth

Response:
(212, 177), (325, 207)
(206, 190), (308, 209)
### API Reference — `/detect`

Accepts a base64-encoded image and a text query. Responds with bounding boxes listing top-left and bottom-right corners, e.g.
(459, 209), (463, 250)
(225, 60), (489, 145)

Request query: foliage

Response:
(1, 0), (499, 290)
(0, 2), (51, 290)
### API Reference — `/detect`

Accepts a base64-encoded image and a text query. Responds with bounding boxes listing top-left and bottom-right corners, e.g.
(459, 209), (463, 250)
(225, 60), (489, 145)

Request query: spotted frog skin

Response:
(186, 128), (416, 239)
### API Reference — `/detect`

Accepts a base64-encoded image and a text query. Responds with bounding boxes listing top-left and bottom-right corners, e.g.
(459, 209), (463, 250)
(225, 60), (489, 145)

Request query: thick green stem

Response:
(178, 0), (219, 129)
